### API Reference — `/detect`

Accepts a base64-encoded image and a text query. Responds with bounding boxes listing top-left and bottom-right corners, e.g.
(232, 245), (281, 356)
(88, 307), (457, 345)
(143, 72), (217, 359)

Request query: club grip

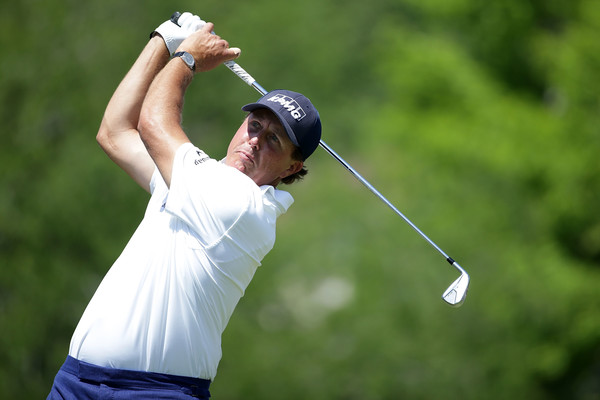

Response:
(170, 11), (181, 26)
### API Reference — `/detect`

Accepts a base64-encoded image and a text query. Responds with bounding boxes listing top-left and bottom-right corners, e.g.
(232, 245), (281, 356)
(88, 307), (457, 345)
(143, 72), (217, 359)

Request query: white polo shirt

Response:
(69, 142), (293, 380)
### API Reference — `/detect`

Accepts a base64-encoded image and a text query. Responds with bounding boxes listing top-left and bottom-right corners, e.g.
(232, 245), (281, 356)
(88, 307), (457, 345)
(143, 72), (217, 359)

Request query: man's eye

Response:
(270, 134), (279, 143)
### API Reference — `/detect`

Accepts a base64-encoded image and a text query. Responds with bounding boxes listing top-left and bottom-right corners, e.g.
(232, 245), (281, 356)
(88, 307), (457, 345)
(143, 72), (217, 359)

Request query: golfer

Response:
(47, 12), (321, 399)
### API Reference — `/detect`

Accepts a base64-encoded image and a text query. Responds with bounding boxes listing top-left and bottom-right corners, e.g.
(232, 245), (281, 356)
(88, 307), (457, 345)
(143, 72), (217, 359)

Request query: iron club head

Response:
(442, 261), (470, 307)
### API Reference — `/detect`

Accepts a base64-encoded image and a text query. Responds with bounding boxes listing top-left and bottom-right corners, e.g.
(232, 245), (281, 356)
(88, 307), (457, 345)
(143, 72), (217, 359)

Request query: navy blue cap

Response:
(242, 89), (322, 160)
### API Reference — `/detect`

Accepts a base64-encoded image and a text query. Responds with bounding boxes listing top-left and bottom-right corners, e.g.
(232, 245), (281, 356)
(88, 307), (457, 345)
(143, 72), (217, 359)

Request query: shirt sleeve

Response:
(149, 167), (162, 195)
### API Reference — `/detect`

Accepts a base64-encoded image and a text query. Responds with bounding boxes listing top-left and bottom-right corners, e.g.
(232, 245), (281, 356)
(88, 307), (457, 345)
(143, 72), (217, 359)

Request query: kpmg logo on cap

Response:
(266, 94), (306, 122)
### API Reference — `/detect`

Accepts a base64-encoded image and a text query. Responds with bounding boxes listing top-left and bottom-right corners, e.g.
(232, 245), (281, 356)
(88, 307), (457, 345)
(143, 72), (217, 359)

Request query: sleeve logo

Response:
(194, 150), (210, 165)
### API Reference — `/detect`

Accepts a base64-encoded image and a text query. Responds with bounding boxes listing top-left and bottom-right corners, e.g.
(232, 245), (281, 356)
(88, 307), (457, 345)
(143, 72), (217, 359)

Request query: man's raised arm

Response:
(97, 13), (205, 192)
(137, 23), (240, 188)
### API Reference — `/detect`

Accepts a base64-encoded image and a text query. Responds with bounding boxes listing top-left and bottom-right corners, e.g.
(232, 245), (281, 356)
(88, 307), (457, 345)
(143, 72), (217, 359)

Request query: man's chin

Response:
(226, 157), (250, 173)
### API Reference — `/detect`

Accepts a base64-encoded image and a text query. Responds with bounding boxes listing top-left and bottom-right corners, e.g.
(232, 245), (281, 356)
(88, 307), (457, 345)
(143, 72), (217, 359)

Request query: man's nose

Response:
(249, 132), (263, 149)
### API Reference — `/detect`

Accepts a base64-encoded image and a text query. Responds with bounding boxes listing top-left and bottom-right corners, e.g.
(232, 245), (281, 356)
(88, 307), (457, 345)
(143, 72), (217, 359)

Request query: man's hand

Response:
(153, 12), (206, 56)
(176, 23), (241, 73)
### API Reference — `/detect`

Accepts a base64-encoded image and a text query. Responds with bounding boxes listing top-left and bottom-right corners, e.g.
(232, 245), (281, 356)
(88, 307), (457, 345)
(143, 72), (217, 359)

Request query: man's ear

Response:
(280, 161), (303, 179)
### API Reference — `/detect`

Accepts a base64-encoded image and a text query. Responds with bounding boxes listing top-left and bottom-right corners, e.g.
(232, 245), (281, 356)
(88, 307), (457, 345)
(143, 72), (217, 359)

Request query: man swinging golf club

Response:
(47, 11), (321, 399)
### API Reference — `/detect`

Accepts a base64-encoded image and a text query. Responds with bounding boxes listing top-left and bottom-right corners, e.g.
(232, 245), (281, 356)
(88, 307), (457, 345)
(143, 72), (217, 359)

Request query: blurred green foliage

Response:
(1, 0), (599, 398)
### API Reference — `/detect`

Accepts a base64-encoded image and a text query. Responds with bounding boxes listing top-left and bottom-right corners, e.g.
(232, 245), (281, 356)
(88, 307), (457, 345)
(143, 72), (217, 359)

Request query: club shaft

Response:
(169, 14), (455, 264)
(318, 141), (452, 262)
(224, 59), (454, 264)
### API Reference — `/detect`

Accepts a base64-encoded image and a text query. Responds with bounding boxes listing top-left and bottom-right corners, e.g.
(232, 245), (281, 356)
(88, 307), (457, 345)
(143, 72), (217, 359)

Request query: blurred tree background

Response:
(1, 0), (599, 398)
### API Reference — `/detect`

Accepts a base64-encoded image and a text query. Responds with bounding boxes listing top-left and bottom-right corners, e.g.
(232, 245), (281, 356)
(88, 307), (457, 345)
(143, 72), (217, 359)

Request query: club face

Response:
(442, 272), (470, 307)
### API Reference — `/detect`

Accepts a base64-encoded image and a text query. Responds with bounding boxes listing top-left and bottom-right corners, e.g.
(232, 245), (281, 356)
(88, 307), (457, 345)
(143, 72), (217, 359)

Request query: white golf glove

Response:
(152, 12), (207, 56)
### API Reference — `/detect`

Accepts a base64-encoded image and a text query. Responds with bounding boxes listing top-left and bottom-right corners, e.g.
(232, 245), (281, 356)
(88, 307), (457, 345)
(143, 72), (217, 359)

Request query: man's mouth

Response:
(238, 149), (255, 164)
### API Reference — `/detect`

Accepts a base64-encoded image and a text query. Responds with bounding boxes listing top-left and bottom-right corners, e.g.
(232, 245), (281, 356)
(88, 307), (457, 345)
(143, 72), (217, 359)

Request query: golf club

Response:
(171, 12), (470, 307)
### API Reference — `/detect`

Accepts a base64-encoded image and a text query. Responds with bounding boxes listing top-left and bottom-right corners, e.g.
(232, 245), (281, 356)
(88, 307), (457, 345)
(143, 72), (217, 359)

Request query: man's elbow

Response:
(95, 118), (133, 156)
(96, 120), (113, 151)
(138, 101), (189, 160)
(138, 107), (173, 153)
(137, 108), (158, 144)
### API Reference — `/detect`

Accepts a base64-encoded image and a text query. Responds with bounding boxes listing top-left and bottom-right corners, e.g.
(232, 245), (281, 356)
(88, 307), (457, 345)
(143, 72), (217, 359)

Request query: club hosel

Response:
(446, 257), (464, 272)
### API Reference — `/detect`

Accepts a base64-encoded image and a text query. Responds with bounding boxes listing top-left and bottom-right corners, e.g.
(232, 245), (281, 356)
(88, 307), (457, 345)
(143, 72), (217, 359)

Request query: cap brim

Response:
(241, 103), (300, 148)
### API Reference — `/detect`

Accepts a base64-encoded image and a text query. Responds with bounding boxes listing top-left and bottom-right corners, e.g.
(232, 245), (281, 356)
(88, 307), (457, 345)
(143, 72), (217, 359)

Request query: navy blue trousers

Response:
(47, 356), (211, 399)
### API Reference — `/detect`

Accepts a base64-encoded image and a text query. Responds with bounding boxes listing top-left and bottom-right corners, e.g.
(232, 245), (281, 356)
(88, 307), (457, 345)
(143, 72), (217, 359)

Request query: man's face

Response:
(225, 108), (303, 187)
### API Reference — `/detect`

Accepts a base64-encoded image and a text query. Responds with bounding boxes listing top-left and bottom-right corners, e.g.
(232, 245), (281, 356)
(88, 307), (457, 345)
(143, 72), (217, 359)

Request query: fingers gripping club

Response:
(170, 12), (267, 94)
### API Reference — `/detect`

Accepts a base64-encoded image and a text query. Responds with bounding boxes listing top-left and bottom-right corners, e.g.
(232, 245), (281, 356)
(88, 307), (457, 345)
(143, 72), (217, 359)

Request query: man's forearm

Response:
(99, 37), (170, 139)
(140, 55), (194, 140)
(137, 55), (195, 186)
(95, 36), (171, 192)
